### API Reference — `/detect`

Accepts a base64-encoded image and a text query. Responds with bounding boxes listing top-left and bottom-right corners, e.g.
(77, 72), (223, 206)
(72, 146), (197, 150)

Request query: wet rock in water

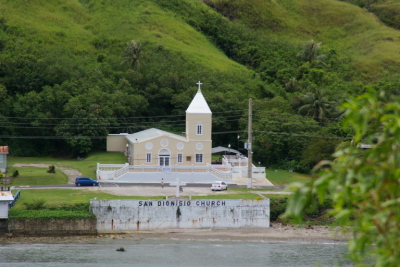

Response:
(116, 247), (125, 252)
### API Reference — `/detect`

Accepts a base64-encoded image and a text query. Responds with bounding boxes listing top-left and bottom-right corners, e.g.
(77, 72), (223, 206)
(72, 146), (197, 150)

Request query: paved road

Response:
(10, 183), (287, 197)
(12, 183), (284, 190)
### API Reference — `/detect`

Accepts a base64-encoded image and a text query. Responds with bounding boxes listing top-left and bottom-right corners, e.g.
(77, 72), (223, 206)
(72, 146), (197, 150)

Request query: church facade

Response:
(106, 85), (212, 167)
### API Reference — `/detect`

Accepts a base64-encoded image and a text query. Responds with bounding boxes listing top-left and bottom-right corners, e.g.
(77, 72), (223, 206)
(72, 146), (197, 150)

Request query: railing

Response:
(97, 163), (127, 171)
(128, 165), (211, 173)
(97, 163), (233, 180)
(224, 155), (248, 167)
(9, 190), (21, 209)
(209, 165), (232, 180)
(97, 161), (263, 180)
(114, 163), (129, 178)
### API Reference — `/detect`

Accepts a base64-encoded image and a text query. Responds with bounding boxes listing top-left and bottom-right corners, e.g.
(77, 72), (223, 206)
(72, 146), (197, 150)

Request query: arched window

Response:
(197, 123), (203, 135)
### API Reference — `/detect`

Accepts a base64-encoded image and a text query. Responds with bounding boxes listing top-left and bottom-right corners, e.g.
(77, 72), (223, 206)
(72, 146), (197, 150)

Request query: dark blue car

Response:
(75, 176), (99, 186)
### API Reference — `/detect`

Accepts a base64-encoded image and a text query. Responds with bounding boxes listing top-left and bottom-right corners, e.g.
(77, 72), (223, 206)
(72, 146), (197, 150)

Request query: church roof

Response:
(186, 90), (212, 114)
(126, 128), (187, 143)
(212, 146), (240, 155)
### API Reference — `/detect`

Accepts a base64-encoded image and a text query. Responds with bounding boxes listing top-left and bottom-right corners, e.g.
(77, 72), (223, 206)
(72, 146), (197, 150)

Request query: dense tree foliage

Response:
(286, 92), (400, 266)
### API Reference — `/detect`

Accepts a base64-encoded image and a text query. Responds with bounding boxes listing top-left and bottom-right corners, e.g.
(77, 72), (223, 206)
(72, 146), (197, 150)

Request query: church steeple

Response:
(186, 81), (212, 115)
(185, 81), (212, 141)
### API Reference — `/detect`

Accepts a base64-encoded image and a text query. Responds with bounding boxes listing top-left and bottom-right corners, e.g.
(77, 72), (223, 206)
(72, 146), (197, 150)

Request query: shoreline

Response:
(0, 223), (351, 244)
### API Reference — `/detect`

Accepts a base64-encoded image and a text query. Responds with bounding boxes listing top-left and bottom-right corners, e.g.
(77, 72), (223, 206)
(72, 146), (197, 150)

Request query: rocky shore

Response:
(0, 223), (350, 244)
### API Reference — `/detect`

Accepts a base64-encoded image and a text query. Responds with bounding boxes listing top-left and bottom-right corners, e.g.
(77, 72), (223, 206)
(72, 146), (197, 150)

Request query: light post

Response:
(237, 135), (240, 150)
(228, 144), (231, 165)
(126, 143), (129, 164)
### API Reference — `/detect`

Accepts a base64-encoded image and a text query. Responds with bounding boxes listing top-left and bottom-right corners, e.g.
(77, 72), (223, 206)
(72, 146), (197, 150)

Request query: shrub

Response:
(12, 169), (19, 177)
(23, 199), (47, 210)
(270, 198), (288, 221)
(47, 203), (90, 212)
(47, 165), (55, 173)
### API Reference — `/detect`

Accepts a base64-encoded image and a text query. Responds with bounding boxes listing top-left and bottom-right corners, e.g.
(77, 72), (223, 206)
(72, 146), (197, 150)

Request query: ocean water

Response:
(0, 239), (351, 267)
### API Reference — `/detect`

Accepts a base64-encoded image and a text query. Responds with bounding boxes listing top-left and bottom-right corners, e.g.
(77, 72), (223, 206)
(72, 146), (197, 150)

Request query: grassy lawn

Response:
(261, 194), (291, 199)
(11, 189), (166, 208)
(6, 167), (67, 186)
(191, 192), (260, 200)
(11, 188), (267, 208)
(266, 169), (312, 186)
(8, 151), (126, 178)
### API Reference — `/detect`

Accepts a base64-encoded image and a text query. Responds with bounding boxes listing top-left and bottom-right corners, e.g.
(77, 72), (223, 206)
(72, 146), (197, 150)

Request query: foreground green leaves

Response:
(285, 92), (400, 266)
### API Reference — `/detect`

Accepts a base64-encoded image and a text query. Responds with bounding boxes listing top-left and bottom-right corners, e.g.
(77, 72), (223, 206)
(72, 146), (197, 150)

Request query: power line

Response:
(0, 109), (247, 121)
(0, 129), (348, 140)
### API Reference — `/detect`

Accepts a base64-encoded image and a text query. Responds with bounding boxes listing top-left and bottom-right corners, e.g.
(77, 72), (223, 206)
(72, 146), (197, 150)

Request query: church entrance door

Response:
(159, 148), (170, 166)
(159, 155), (170, 166)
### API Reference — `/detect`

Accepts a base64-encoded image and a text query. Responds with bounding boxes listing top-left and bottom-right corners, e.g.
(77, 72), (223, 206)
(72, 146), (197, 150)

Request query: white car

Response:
(211, 181), (228, 191)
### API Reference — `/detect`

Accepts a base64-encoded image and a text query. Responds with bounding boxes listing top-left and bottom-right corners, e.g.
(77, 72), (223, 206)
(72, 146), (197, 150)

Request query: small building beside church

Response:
(0, 146), (9, 173)
(107, 85), (212, 167)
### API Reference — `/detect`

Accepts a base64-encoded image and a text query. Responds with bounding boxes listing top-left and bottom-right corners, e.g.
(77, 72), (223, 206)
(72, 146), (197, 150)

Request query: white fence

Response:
(97, 163), (232, 180)
(97, 157), (266, 181)
(223, 156), (266, 178)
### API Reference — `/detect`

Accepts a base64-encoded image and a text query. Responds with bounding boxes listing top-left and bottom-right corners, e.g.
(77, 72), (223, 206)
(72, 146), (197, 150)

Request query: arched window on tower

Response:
(197, 123), (203, 135)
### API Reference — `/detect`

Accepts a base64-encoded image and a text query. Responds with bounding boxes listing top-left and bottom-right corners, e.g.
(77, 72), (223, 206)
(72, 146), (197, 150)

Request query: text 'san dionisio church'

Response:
(100, 82), (265, 184)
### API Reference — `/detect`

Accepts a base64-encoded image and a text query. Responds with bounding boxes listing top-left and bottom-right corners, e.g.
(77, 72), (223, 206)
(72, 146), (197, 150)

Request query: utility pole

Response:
(247, 98), (252, 189)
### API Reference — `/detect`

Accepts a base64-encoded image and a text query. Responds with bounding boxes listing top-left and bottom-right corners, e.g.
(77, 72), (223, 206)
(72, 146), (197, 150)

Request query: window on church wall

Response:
(177, 153), (183, 163)
(195, 154), (203, 163)
(146, 153), (152, 163)
(196, 123), (203, 135)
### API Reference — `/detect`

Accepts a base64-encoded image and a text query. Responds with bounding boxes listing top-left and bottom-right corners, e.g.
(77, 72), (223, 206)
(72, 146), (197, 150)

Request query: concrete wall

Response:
(7, 218), (97, 236)
(90, 199), (269, 231)
(0, 201), (9, 219)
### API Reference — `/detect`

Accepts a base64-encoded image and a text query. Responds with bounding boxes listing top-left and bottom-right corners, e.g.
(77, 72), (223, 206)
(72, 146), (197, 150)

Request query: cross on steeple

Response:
(196, 81), (203, 92)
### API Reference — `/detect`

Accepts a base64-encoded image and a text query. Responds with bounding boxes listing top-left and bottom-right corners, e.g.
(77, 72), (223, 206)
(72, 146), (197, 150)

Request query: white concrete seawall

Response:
(90, 199), (270, 231)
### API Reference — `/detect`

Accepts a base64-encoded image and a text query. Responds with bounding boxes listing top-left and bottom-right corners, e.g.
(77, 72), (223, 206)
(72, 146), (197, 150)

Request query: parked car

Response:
(75, 176), (99, 186)
(211, 181), (228, 191)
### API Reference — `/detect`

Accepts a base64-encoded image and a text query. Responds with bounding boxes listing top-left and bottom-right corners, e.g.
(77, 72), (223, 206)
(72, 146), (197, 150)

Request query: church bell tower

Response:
(185, 81), (212, 164)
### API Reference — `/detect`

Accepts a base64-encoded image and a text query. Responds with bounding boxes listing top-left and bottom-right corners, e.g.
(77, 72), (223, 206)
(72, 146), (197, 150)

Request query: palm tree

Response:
(297, 39), (326, 66)
(121, 40), (142, 69)
(285, 78), (301, 92)
(298, 87), (339, 122)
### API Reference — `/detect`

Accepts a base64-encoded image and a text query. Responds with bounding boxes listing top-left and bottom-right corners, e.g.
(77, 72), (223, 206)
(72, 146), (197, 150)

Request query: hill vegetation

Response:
(0, 0), (399, 172)
(342, 0), (400, 29)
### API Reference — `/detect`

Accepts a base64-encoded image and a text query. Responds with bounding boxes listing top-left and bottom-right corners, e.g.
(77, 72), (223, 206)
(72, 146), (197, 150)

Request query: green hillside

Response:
(341, 0), (400, 30)
(0, 0), (245, 71)
(0, 0), (399, 173)
(203, 0), (400, 78)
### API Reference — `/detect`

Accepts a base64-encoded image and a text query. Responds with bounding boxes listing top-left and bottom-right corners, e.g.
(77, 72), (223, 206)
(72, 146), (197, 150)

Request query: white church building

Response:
(99, 82), (265, 184)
